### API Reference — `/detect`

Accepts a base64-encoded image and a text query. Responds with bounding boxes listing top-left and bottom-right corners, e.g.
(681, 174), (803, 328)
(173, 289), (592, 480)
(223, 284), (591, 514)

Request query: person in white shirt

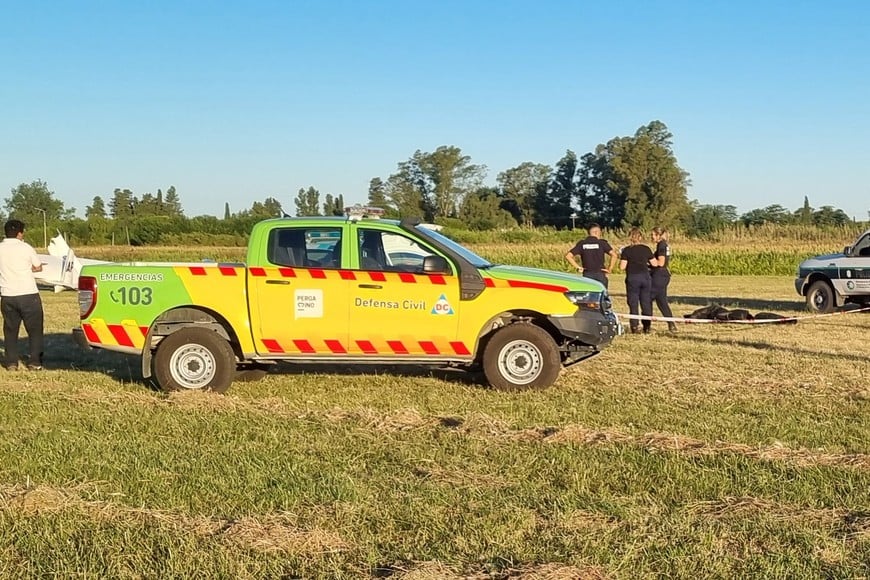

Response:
(0, 220), (44, 370)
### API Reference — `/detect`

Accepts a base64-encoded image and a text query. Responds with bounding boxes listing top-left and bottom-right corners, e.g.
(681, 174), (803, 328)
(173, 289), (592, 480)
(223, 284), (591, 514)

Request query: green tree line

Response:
(5, 121), (865, 247)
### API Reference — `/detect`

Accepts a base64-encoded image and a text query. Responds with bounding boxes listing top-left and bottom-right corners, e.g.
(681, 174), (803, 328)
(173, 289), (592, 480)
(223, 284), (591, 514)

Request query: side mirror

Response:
(843, 246), (852, 256)
(422, 255), (451, 275)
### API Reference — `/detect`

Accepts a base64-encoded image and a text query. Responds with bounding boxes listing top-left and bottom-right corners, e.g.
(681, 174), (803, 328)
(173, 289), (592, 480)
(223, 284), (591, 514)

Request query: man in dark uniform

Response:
(565, 223), (618, 288)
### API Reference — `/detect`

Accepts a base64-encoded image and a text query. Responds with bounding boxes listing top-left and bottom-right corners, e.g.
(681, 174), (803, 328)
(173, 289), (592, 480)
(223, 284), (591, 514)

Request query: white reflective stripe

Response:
(615, 306), (870, 324)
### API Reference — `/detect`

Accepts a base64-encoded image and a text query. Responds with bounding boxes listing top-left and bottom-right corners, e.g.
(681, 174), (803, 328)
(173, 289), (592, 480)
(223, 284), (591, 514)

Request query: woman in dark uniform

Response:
(651, 227), (677, 332)
(619, 227), (657, 334)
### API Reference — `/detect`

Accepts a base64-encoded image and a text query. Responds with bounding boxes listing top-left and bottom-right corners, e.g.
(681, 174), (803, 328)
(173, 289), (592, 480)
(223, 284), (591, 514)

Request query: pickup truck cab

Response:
(795, 229), (870, 313)
(75, 213), (620, 392)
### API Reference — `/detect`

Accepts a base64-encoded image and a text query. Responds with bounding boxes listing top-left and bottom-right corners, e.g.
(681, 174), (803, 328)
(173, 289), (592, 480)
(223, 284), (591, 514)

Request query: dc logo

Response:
(431, 294), (454, 315)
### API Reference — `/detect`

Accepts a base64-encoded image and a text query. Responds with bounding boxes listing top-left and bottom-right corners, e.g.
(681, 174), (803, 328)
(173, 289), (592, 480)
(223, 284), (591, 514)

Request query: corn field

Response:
(77, 223), (866, 276)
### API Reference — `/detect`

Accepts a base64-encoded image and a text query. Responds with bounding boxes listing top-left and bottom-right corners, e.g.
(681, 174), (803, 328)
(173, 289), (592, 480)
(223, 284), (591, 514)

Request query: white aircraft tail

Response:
(37, 233), (106, 292)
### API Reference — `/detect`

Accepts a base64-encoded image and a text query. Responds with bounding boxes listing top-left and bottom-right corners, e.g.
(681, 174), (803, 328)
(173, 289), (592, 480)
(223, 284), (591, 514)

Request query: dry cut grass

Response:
(0, 275), (866, 578)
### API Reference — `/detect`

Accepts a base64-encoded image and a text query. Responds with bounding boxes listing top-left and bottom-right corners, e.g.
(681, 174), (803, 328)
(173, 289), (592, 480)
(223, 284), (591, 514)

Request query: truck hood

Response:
(484, 265), (605, 291)
(800, 253), (845, 267)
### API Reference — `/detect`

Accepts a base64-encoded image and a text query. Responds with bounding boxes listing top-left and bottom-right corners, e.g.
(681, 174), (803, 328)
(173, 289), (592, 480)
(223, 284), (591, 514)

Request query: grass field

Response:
(1, 276), (868, 578)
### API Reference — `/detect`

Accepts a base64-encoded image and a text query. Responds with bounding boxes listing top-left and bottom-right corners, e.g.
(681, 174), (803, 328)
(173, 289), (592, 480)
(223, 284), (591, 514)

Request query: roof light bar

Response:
(344, 204), (385, 221)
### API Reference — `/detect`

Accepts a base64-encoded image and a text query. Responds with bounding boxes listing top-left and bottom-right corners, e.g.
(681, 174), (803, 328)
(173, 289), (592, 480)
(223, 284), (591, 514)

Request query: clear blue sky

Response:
(2, 0), (868, 220)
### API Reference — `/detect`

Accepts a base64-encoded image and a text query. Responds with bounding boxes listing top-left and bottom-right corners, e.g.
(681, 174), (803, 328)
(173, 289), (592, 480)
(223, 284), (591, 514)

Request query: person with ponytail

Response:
(619, 227), (657, 334)
(651, 227), (677, 332)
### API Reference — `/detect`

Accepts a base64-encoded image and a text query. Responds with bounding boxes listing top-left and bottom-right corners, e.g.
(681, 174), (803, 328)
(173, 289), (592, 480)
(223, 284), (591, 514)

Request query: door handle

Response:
(266, 280), (291, 285)
(358, 284), (383, 289)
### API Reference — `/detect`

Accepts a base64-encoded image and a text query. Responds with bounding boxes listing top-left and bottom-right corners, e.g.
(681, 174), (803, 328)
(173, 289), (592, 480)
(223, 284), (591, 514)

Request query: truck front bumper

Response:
(548, 310), (621, 347)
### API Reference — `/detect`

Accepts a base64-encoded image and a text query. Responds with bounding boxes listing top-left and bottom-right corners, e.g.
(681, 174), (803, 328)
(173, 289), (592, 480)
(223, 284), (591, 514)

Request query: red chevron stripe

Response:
(368, 271), (387, 282)
(339, 270), (357, 281)
(292, 339), (316, 354)
(356, 340), (377, 354)
(399, 273), (416, 283)
(219, 266), (237, 276)
(309, 269), (327, 279)
(419, 341), (439, 355)
(107, 325), (134, 348)
(387, 340), (409, 354)
(428, 275), (446, 285)
(189, 266), (207, 276)
(484, 278), (495, 288)
(325, 339), (346, 354)
(278, 268), (296, 278)
(249, 267), (266, 277)
(507, 280), (568, 293)
(261, 339), (283, 353)
(450, 341), (471, 355)
(82, 323), (101, 344)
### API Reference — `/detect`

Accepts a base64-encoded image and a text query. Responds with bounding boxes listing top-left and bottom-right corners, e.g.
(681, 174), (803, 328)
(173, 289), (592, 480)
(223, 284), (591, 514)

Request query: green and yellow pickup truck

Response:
(75, 214), (620, 392)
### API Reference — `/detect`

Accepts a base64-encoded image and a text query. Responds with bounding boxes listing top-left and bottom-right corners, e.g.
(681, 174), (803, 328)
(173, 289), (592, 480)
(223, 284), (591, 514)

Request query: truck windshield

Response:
(415, 227), (493, 268)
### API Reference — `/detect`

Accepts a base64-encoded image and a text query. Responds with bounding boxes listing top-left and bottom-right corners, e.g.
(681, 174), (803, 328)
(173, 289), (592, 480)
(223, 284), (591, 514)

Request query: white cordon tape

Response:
(615, 306), (870, 324)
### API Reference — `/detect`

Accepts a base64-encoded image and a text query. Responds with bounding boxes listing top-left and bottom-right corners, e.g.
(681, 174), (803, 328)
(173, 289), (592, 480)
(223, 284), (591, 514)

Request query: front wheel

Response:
(806, 280), (836, 314)
(482, 323), (561, 391)
(153, 328), (236, 393)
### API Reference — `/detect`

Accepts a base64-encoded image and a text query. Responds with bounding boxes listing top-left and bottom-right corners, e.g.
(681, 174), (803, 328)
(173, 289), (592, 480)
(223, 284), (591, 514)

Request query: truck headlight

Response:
(564, 290), (603, 311)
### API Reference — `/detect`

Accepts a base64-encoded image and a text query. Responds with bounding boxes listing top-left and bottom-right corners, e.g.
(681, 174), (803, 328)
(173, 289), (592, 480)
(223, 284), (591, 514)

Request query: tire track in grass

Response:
(380, 561), (609, 579)
(688, 495), (870, 540)
(316, 407), (870, 472)
(2, 385), (869, 472)
(3, 481), (867, 579)
(0, 484), (612, 579)
(0, 482), (347, 556)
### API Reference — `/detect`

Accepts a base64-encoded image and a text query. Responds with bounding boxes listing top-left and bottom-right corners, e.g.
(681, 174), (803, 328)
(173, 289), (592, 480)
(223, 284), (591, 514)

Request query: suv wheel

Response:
(806, 280), (836, 314)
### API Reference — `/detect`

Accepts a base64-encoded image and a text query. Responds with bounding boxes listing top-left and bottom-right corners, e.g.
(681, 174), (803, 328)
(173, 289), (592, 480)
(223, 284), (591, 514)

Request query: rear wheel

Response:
(806, 280), (836, 314)
(482, 323), (561, 391)
(153, 328), (236, 393)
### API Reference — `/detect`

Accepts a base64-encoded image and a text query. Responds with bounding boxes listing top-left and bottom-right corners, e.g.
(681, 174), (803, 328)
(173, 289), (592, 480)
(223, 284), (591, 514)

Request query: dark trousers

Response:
(651, 270), (674, 319)
(625, 273), (652, 331)
(583, 271), (608, 289)
(2, 293), (44, 367)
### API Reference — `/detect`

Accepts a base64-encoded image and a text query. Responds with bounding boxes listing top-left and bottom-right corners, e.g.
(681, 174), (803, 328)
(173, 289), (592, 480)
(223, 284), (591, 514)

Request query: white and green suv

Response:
(795, 229), (870, 313)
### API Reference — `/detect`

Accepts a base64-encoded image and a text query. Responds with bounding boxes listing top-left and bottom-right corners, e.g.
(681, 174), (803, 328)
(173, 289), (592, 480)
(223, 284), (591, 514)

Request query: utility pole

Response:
(34, 208), (47, 249)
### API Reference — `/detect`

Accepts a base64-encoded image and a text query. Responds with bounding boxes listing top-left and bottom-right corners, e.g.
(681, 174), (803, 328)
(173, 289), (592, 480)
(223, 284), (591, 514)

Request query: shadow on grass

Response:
(668, 332), (870, 364)
(269, 361), (485, 386)
(26, 332), (149, 384)
(29, 332), (484, 388)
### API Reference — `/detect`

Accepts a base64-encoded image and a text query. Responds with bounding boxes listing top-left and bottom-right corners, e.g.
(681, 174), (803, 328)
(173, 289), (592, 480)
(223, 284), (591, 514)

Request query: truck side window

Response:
(853, 235), (870, 257)
(357, 229), (436, 272)
(268, 229), (307, 267)
(358, 230), (387, 271)
(268, 228), (343, 268)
